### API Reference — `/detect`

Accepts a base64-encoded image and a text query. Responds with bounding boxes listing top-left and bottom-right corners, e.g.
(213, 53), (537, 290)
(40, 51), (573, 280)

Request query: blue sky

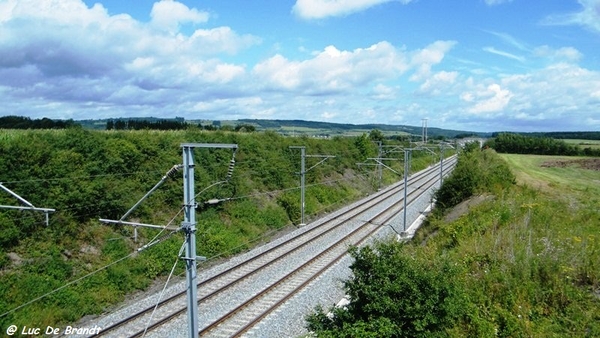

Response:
(1, 0), (599, 132)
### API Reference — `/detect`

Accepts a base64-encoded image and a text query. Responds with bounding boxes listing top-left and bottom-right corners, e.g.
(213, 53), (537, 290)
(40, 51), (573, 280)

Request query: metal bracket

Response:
(0, 182), (55, 226)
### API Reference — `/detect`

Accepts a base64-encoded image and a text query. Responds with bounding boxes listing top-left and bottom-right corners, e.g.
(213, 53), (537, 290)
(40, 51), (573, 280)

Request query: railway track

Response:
(89, 156), (456, 338)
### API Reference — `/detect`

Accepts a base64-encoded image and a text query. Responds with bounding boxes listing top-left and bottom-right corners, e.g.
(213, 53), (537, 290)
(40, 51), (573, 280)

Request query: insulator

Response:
(226, 159), (235, 180)
(166, 165), (181, 179)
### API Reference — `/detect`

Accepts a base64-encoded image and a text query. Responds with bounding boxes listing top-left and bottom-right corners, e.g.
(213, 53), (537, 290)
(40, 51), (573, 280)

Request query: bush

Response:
(435, 149), (514, 211)
(307, 241), (467, 337)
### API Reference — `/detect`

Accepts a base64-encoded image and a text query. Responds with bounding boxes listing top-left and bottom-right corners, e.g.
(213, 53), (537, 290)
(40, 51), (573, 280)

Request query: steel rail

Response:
(201, 159), (454, 337)
(89, 156), (456, 337)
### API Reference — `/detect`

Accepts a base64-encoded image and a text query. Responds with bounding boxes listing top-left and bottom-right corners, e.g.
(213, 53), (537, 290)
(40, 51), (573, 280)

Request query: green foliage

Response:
(369, 129), (385, 143)
(309, 150), (600, 337)
(484, 133), (599, 156)
(462, 141), (481, 153)
(435, 149), (515, 211)
(354, 133), (373, 158)
(0, 116), (79, 129)
(0, 213), (19, 247)
(277, 192), (301, 224)
(416, 154), (599, 336)
(0, 128), (438, 328)
(307, 241), (467, 337)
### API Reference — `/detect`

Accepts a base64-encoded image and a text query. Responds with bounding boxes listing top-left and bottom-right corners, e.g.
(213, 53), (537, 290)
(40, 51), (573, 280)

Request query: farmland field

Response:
(563, 138), (600, 150)
(499, 153), (600, 195)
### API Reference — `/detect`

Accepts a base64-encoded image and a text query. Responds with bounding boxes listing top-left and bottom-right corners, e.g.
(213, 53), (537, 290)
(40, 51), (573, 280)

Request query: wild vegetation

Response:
(0, 115), (79, 129)
(307, 146), (600, 337)
(485, 133), (600, 156)
(492, 131), (600, 141)
(0, 128), (441, 329)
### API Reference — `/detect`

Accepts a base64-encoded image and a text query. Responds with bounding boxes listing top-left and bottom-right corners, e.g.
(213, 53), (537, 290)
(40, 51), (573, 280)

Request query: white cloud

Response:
(371, 84), (397, 100)
(409, 40), (456, 81)
(533, 46), (582, 62)
(483, 47), (526, 62)
(292, 0), (412, 20)
(501, 63), (600, 116)
(542, 0), (600, 34)
(1, 0), (598, 132)
(451, 61), (600, 130)
(150, 0), (209, 33)
(0, 0), (259, 111)
(253, 41), (411, 94)
(463, 83), (513, 114)
(418, 71), (458, 95)
(321, 111), (339, 119)
(485, 31), (530, 51)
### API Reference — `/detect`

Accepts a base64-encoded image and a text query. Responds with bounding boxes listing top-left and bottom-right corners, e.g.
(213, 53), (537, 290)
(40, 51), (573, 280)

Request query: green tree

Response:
(354, 133), (371, 158)
(369, 129), (385, 143)
(307, 241), (467, 337)
(434, 149), (514, 211)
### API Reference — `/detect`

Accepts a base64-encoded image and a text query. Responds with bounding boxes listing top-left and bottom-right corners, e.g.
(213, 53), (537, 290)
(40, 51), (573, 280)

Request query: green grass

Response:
(499, 154), (600, 195)
(308, 150), (600, 337)
(277, 126), (411, 137)
(1, 128), (442, 329)
(562, 139), (600, 150)
(413, 152), (600, 336)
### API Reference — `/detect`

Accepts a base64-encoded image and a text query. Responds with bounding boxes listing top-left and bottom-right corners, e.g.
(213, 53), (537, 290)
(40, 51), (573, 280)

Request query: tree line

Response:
(492, 131), (600, 140)
(485, 133), (600, 156)
(106, 118), (188, 130)
(106, 119), (257, 132)
(0, 116), (79, 129)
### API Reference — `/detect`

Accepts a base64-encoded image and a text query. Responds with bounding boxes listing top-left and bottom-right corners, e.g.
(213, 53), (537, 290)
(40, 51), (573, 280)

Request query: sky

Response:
(1, 0), (599, 132)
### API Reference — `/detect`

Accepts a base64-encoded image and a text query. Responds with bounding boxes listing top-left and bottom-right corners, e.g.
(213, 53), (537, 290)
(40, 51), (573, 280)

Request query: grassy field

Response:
(563, 139), (600, 150)
(313, 150), (600, 336)
(277, 125), (412, 138)
(412, 151), (600, 336)
(499, 154), (600, 195)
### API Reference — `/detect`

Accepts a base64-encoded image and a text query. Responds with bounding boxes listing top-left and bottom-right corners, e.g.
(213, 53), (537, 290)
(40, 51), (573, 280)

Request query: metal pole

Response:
(403, 149), (409, 232)
(290, 146), (333, 226)
(300, 147), (306, 225)
(99, 142), (236, 338)
(440, 144), (444, 186)
(377, 142), (383, 191)
(0, 183), (55, 226)
(182, 145), (199, 338)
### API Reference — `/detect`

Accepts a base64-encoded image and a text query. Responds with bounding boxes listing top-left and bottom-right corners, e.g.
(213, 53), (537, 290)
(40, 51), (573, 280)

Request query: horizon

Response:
(1, 0), (599, 132)
(6, 115), (600, 136)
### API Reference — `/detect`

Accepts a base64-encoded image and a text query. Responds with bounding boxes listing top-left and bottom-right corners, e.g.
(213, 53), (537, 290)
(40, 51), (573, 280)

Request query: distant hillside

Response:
(75, 117), (486, 138)
(237, 119), (486, 139)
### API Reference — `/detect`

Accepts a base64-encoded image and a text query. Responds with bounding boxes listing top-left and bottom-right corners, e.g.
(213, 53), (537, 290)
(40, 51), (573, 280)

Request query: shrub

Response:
(435, 149), (514, 211)
(307, 241), (467, 337)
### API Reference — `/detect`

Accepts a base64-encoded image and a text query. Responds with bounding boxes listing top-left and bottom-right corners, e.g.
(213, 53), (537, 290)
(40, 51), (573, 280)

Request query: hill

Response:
(236, 119), (484, 139)
(76, 117), (486, 139)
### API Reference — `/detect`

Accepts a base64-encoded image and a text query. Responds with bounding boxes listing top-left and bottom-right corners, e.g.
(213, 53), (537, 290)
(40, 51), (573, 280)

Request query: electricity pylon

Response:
(289, 146), (335, 226)
(101, 142), (238, 338)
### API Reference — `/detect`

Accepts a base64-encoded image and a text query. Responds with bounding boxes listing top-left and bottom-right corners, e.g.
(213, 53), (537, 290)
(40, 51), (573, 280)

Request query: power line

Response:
(0, 250), (136, 319)
(0, 204), (186, 319)
(0, 150), (376, 321)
